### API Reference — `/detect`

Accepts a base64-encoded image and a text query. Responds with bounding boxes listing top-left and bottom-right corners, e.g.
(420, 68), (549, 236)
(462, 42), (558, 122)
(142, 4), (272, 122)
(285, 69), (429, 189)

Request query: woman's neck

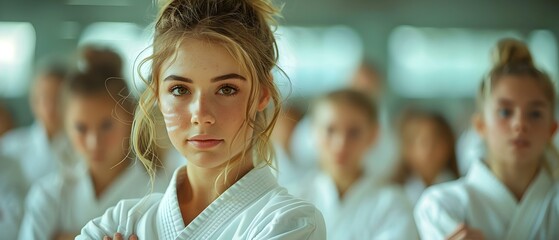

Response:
(188, 160), (254, 200)
(418, 168), (443, 186)
(331, 168), (363, 199)
(486, 153), (541, 201)
(90, 156), (130, 199)
(44, 124), (59, 142)
(179, 156), (255, 226)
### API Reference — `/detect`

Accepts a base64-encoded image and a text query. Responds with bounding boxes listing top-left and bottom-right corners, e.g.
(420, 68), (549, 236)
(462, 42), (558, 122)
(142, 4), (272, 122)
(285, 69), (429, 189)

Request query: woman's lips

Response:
(511, 139), (531, 148)
(187, 135), (223, 149)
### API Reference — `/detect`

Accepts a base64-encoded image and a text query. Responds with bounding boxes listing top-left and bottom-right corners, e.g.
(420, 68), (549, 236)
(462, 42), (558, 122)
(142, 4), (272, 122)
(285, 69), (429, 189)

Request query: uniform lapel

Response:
(504, 169), (553, 240)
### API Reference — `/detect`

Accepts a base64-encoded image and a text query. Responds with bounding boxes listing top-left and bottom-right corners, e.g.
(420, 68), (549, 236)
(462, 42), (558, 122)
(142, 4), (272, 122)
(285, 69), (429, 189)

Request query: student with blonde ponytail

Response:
(415, 38), (559, 240)
(77, 0), (326, 239)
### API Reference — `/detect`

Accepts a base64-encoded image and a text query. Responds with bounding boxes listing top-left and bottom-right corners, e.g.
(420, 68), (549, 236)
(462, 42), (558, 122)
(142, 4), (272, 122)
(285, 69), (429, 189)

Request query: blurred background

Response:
(1, 0), (558, 175)
(2, 1), (558, 239)
(1, 0), (558, 127)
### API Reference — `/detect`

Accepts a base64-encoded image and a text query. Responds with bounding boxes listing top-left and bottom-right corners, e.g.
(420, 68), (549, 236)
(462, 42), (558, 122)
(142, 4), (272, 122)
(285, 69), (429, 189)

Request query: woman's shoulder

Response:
(415, 178), (469, 220)
(257, 184), (322, 215)
(248, 186), (326, 239)
(421, 178), (469, 203)
(27, 172), (65, 200)
(77, 193), (165, 239)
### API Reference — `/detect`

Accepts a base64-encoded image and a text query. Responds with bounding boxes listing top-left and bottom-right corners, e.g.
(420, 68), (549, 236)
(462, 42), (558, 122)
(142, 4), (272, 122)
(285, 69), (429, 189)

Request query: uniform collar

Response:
(157, 165), (278, 239)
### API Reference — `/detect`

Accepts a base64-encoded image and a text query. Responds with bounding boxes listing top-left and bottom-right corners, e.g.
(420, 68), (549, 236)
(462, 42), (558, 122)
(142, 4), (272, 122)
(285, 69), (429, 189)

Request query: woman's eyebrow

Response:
(163, 75), (192, 83)
(162, 73), (246, 83)
(528, 100), (548, 108)
(211, 73), (246, 82)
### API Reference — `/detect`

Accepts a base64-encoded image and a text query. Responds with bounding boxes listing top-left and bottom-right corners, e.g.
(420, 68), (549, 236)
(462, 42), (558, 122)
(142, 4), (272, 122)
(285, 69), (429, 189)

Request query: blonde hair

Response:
(478, 38), (556, 108)
(132, 0), (282, 183)
(477, 38), (559, 177)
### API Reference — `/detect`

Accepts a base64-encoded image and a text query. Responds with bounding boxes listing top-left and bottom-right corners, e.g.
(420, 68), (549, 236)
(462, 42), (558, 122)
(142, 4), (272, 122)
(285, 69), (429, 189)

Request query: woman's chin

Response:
(183, 153), (229, 169)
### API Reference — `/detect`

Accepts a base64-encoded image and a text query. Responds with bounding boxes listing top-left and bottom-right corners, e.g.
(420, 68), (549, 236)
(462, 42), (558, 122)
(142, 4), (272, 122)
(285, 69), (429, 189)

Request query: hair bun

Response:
(156, 0), (281, 29)
(491, 38), (534, 68)
(244, 0), (282, 25)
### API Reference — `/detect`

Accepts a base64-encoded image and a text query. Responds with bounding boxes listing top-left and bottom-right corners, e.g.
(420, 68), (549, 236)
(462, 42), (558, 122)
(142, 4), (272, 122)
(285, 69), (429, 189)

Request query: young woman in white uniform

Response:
(19, 63), (165, 240)
(393, 109), (459, 205)
(77, 0), (326, 239)
(415, 39), (559, 240)
(290, 90), (418, 240)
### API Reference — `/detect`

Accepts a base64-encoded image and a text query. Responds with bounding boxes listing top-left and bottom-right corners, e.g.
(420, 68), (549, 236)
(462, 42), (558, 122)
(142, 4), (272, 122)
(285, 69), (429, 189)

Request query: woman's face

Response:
(476, 76), (557, 165)
(314, 101), (377, 176)
(66, 94), (132, 172)
(158, 38), (268, 169)
(403, 118), (451, 177)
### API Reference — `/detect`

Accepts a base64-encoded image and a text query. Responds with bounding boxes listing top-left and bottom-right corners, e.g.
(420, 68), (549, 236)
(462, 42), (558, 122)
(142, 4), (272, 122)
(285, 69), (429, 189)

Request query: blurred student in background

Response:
(79, 45), (185, 175)
(19, 47), (165, 239)
(0, 58), (77, 191)
(350, 61), (384, 98)
(290, 89), (418, 240)
(347, 61), (401, 180)
(415, 39), (559, 240)
(286, 60), (399, 186)
(393, 109), (459, 205)
(271, 103), (305, 186)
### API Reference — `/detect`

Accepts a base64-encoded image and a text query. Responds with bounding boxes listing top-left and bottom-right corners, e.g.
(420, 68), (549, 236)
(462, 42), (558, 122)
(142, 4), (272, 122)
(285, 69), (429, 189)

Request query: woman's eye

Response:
(326, 126), (335, 136)
(76, 124), (86, 134)
(217, 85), (238, 96)
(101, 120), (113, 131)
(171, 86), (189, 96)
(528, 110), (542, 119)
(498, 108), (512, 118)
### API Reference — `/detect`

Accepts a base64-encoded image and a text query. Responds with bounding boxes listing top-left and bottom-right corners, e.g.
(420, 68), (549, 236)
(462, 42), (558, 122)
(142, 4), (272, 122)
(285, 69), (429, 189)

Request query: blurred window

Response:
(0, 22), (36, 97)
(274, 25), (363, 99)
(388, 26), (557, 98)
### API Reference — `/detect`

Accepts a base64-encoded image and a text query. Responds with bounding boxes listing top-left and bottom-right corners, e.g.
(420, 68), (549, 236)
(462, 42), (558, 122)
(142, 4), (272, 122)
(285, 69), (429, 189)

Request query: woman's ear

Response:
(257, 87), (271, 111)
(472, 113), (485, 138)
(550, 121), (558, 137)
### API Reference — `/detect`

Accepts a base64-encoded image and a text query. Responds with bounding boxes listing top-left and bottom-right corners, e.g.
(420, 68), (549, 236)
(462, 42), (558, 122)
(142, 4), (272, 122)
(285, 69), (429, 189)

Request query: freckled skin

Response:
(157, 38), (268, 169)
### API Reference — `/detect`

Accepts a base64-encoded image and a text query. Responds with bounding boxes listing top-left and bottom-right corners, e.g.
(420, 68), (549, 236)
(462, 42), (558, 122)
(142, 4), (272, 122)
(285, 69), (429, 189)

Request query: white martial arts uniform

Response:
(0, 122), (78, 190)
(0, 157), (26, 240)
(18, 162), (164, 240)
(291, 172), (418, 240)
(404, 170), (456, 205)
(77, 165), (326, 240)
(415, 159), (559, 240)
